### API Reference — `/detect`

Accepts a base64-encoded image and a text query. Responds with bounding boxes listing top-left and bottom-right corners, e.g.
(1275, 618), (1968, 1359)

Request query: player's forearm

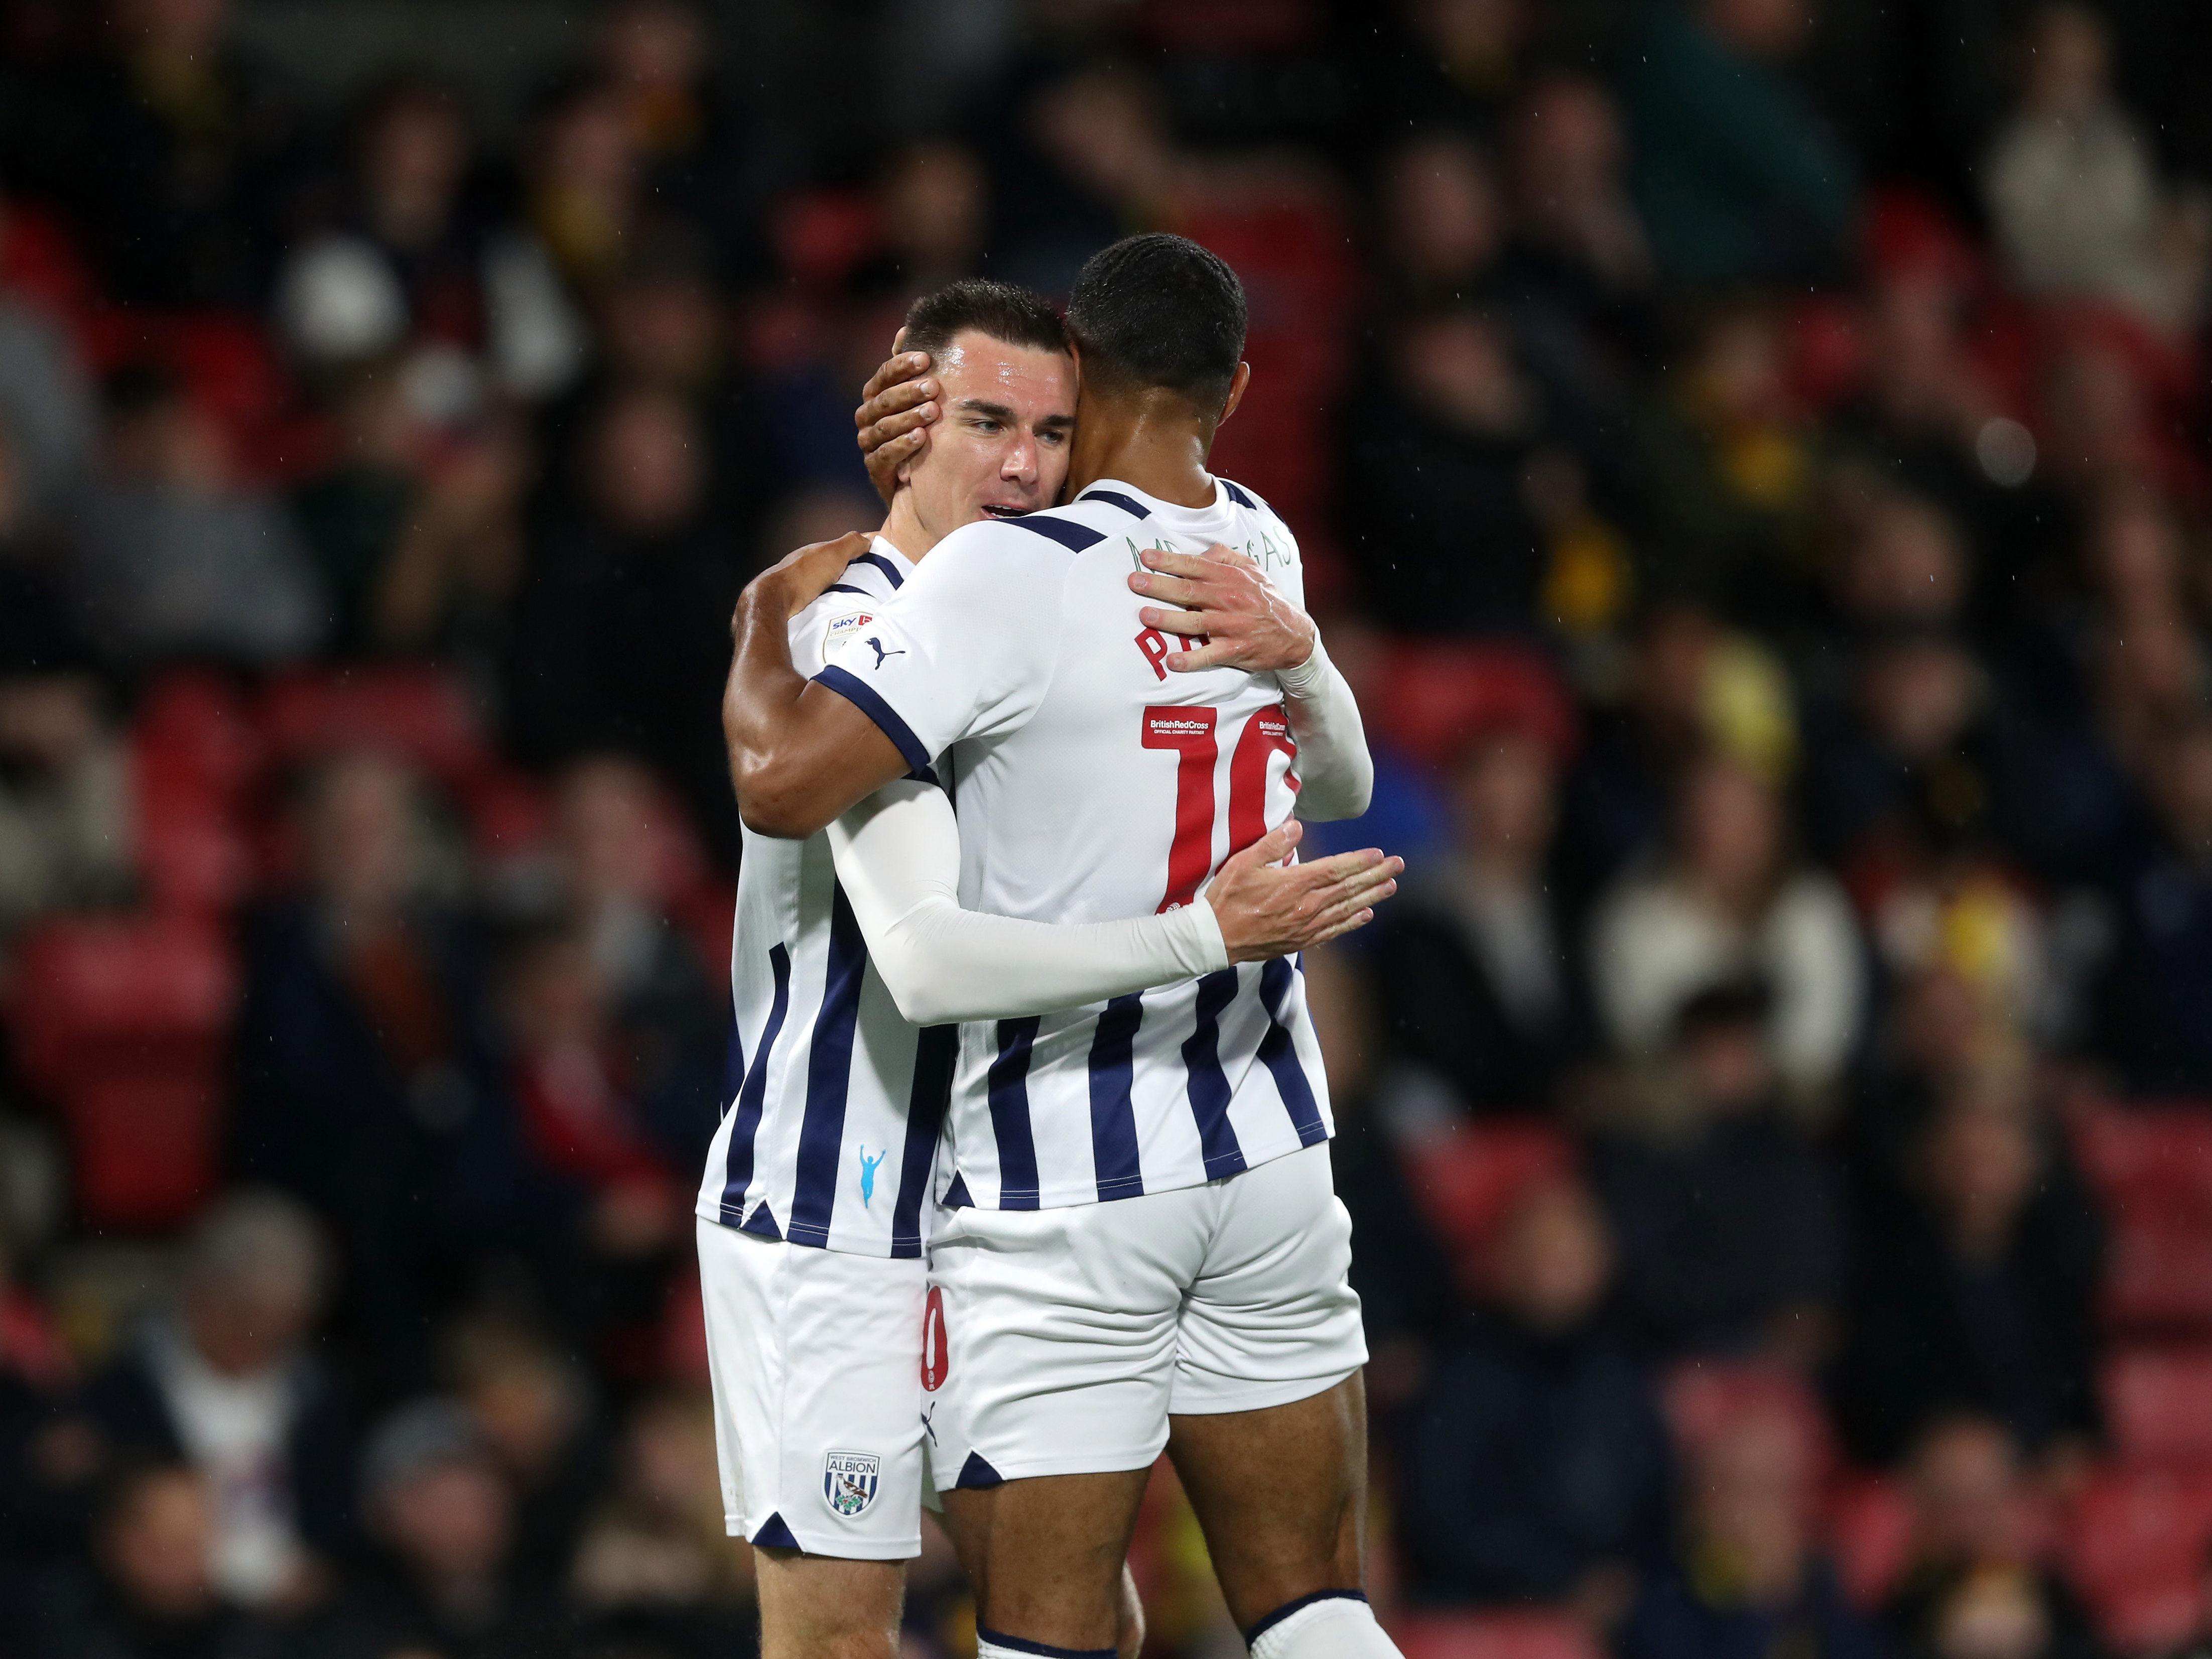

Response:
(829, 784), (1228, 1025)
(1278, 635), (1373, 821)
(724, 574), (899, 838)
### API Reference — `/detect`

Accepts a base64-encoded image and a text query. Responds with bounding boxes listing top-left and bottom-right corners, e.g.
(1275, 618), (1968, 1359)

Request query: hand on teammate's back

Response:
(736, 529), (877, 634)
(854, 329), (938, 506)
(1130, 544), (1318, 674)
(1202, 819), (1402, 962)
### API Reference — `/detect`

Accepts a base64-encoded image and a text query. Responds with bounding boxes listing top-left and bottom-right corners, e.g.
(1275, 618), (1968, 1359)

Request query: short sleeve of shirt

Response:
(815, 521), (1066, 771)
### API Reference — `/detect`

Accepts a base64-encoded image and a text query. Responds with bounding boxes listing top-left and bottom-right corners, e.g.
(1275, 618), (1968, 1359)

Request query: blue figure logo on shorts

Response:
(824, 1449), (880, 1518)
(857, 1145), (886, 1209)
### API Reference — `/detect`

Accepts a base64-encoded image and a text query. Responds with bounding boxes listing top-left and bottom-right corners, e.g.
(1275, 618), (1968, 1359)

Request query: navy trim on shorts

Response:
(1180, 969), (1249, 1180)
(787, 883), (867, 1247)
(751, 1512), (801, 1550)
(1243, 1588), (1369, 1646)
(977, 1630), (1114, 1659)
(814, 663), (931, 774)
(955, 1451), (1004, 1489)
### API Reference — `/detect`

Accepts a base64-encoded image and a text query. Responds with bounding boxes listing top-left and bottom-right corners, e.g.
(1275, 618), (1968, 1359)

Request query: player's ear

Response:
(1216, 361), (1252, 428)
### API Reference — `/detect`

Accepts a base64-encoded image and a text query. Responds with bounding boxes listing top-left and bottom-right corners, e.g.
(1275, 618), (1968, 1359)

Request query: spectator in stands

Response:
(69, 362), (325, 665)
(0, 650), (134, 954)
(569, 1386), (753, 1648)
(1380, 135), (1509, 308)
(1618, 0), (1857, 285)
(1588, 981), (1849, 1359)
(1639, 297), (1824, 632)
(525, 74), (647, 316)
(540, 755), (724, 1165)
(1342, 302), (1548, 634)
(52, 0), (298, 308)
(1355, 0), (1529, 145)
(1590, 749), (1864, 1110)
(592, 0), (762, 277)
(1829, 1057), (2103, 1467)
(1368, 723), (1593, 1112)
(231, 750), (503, 1389)
(1880, 1416), (2106, 1659)
(1983, 4), (2208, 336)
(300, 1398), (572, 1659)
(1618, 1399), (1878, 1659)
(2091, 715), (2212, 1093)
(506, 385), (747, 862)
(1396, 1180), (1670, 1618)
(32, 1461), (268, 1659)
(0, 285), (95, 527)
(876, 140), (989, 296)
(80, 1193), (351, 1615)
(447, 1318), (611, 1596)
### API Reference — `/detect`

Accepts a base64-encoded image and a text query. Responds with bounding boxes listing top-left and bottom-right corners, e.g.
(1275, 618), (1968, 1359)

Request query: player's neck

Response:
(1067, 388), (1217, 509)
(877, 495), (933, 563)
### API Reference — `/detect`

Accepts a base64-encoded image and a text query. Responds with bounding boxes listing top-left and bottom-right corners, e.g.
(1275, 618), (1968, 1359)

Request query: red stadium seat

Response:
(259, 666), (493, 786)
(7, 917), (239, 1230)
(2071, 1104), (2212, 1330)
(1387, 1609), (1602, 1659)
(2064, 1464), (2212, 1654)
(1827, 1472), (1916, 1609)
(1373, 644), (1580, 772)
(2102, 1345), (2212, 1464)
(1395, 1119), (1577, 1295)
(1660, 1359), (1835, 1478)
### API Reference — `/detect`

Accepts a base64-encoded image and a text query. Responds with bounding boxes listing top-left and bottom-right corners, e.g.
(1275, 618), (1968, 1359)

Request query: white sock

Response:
(976, 1631), (1116, 1659)
(1247, 1592), (1402, 1659)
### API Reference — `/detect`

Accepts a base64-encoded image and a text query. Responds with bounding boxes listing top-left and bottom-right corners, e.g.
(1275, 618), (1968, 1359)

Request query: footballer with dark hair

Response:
(720, 234), (1404, 1659)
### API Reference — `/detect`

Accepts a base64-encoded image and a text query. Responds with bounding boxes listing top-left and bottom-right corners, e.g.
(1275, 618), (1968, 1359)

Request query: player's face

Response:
(899, 329), (1077, 542)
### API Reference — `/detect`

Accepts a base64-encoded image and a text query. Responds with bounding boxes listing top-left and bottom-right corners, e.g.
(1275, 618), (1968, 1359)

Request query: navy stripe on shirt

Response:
(1086, 994), (1146, 1201)
(1221, 480), (1257, 509)
(891, 1025), (957, 1258)
(1007, 515), (1104, 553)
(987, 1017), (1044, 1209)
(815, 664), (932, 774)
(823, 583), (870, 596)
(718, 944), (792, 1222)
(1256, 957), (1327, 1146)
(1180, 969), (1248, 1180)
(848, 550), (905, 588)
(1077, 489), (1150, 520)
(787, 885), (867, 1247)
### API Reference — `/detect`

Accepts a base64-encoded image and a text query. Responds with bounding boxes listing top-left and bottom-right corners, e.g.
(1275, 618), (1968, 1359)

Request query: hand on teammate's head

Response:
(854, 329), (939, 507)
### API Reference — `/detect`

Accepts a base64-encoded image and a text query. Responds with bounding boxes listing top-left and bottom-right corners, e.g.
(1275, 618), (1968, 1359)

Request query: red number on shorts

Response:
(1143, 704), (1300, 913)
(921, 1287), (948, 1392)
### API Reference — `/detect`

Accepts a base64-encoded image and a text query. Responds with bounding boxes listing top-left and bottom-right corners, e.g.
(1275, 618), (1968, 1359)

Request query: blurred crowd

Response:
(3, 0), (2212, 1656)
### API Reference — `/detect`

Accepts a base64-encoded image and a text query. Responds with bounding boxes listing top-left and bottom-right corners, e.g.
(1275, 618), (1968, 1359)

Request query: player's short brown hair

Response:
(900, 279), (1068, 361)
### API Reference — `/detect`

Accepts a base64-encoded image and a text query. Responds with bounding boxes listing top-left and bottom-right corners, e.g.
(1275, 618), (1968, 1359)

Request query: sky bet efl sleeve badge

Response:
(824, 1449), (881, 1518)
(824, 611), (874, 652)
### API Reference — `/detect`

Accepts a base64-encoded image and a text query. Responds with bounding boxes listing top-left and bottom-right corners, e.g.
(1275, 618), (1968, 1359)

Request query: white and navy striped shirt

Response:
(694, 538), (952, 1258)
(815, 479), (1334, 1212)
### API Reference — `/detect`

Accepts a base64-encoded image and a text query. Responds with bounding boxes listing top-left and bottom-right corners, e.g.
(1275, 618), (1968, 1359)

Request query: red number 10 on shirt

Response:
(1142, 704), (1301, 913)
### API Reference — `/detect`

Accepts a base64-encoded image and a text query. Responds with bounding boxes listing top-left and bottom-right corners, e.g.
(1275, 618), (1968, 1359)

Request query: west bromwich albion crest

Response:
(824, 1449), (880, 1518)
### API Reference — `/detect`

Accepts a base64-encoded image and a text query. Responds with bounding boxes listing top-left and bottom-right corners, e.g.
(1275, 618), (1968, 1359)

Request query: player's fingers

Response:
(1199, 543), (1263, 573)
(1293, 848), (1391, 884)
(1125, 567), (1205, 607)
(861, 403), (938, 449)
(858, 352), (932, 406)
(1137, 605), (1215, 636)
(856, 378), (940, 428)
(1311, 908), (1378, 945)
(1139, 547), (1228, 581)
(1165, 642), (1242, 673)
(1221, 819), (1302, 874)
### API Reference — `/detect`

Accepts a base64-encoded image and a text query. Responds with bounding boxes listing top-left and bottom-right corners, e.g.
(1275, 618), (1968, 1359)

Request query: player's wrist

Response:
(1276, 630), (1327, 697)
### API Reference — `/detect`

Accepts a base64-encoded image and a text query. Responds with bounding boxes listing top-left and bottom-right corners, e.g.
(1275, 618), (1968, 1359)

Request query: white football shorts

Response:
(922, 1140), (1366, 1489)
(696, 1218), (930, 1560)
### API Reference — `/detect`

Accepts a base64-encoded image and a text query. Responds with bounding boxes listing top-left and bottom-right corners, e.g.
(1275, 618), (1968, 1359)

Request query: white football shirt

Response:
(815, 479), (1333, 1212)
(695, 537), (953, 1258)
